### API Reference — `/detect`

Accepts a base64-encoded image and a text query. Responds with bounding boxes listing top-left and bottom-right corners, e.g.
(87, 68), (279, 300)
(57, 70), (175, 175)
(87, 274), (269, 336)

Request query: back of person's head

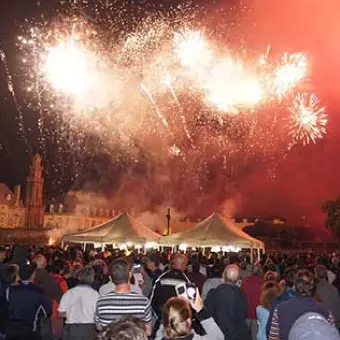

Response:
(19, 262), (37, 281)
(162, 297), (192, 339)
(3, 264), (19, 284)
(264, 270), (280, 282)
(314, 265), (328, 281)
(260, 280), (281, 310)
(252, 264), (262, 277)
(147, 253), (160, 268)
(33, 254), (47, 269)
(284, 268), (298, 288)
(295, 269), (315, 297)
(223, 264), (240, 284)
(109, 258), (131, 285)
(97, 317), (148, 340)
(171, 254), (188, 272)
(289, 312), (340, 340)
(49, 260), (65, 275)
(77, 265), (95, 285)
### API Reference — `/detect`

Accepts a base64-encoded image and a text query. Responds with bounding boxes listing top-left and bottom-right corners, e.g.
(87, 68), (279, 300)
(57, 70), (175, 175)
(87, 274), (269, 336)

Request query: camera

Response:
(175, 282), (197, 301)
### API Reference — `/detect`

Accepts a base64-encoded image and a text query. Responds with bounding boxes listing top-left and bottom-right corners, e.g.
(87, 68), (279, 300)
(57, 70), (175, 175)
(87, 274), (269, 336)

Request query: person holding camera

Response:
(155, 289), (224, 340)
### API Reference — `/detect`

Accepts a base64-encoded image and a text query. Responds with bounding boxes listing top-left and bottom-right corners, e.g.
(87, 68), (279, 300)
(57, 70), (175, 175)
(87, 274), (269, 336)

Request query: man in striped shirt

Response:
(95, 258), (152, 336)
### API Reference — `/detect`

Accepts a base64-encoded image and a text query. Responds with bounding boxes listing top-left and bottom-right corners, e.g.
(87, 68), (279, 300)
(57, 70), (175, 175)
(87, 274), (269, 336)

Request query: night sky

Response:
(1, 0), (340, 227)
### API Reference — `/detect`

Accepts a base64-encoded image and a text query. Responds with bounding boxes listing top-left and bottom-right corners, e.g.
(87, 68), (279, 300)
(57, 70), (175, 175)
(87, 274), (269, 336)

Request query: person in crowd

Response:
(96, 317), (148, 340)
(146, 253), (163, 284)
(95, 258), (152, 336)
(0, 264), (20, 339)
(7, 245), (29, 268)
(241, 264), (264, 340)
(288, 312), (340, 340)
(187, 261), (207, 294)
(58, 266), (99, 340)
(256, 281), (281, 340)
(33, 254), (63, 305)
(268, 269), (334, 340)
(314, 265), (340, 323)
(0, 247), (6, 284)
(155, 293), (224, 340)
(5, 262), (52, 340)
(151, 254), (191, 320)
(263, 271), (280, 282)
(265, 268), (297, 337)
(64, 263), (82, 289)
(201, 264), (222, 300)
(205, 264), (250, 340)
(99, 264), (143, 296)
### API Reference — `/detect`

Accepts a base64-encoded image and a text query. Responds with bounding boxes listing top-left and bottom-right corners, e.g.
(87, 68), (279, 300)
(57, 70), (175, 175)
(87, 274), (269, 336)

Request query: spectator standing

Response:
(201, 265), (222, 300)
(95, 258), (152, 336)
(151, 254), (190, 320)
(155, 293), (224, 340)
(314, 265), (340, 323)
(241, 265), (264, 340)
(187, 262), (207, 294)
(5, 263), (52, 340)
(268, 269), (334, 340)
(256, 281), (281, 340)
(146, 254), (163, 284)
(205, 264), (251, 340)
(58, 266), (99, 340)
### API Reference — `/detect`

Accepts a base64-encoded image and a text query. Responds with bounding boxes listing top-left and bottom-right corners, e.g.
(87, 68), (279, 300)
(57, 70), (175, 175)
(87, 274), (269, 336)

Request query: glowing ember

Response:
(43, 35), (99, 96)
(174, 28), (212, 70)
(289, 93), (327, 146)
(272, 53), (308, 98)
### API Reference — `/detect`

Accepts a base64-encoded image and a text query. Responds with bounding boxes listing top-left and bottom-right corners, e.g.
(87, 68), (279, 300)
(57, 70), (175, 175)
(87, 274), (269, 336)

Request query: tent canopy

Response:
(160, 213), (264, 249)
(62, 212), (160, 245)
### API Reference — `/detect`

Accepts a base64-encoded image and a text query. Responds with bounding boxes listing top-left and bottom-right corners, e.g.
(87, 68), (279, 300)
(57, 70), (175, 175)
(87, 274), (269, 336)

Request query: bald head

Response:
(223, 264), (240, 284)
(33, 254), (47, 269)
(172, 254), (188, 272)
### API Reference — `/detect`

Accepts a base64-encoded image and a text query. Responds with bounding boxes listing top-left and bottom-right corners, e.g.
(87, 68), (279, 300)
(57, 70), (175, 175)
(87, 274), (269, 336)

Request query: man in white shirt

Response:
(58, 266), (99, 340)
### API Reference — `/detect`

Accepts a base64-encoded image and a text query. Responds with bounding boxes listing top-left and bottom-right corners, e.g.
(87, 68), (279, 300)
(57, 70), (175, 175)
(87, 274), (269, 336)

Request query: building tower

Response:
(25, 154), (44, 228)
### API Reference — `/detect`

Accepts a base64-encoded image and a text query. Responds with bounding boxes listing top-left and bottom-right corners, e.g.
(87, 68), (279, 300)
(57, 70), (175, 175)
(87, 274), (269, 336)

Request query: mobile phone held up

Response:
(175, 282), (197, 301)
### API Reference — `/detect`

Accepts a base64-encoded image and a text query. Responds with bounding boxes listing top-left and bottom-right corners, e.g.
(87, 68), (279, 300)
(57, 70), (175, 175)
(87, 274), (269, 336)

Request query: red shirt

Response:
(241, 275), (264, 319)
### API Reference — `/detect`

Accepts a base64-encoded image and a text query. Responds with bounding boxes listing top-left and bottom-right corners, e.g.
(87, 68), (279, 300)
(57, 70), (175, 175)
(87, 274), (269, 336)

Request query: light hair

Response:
(163, 297), (192, 339)
(223, 264), (240, 284)
(33, 254), (47, 269)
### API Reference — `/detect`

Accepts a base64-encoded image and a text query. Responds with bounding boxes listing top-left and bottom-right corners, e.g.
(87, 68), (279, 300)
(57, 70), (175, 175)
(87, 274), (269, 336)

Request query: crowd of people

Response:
(1, 245), (340, 340)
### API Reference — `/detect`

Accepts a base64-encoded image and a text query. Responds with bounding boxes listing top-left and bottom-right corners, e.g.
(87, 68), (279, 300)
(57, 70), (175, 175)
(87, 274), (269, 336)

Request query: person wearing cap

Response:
(268, 269), (334, 340)
(205, 264), (251, 340)
(241, 264), (264, 340)
(288, 312), (340, 340)
(5, 262), (52, 340)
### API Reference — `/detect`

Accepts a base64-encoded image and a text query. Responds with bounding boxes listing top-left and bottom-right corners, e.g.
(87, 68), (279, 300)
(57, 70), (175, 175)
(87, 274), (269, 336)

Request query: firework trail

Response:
(0, 41), (31, 153)
(140, 83), (169, 128)
(163, 77), (194, 145)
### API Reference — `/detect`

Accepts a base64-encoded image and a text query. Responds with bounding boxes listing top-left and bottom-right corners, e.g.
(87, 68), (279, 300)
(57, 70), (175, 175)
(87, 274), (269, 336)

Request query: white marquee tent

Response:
(159, 212), (264, 251)
(62, 212), (160, 248)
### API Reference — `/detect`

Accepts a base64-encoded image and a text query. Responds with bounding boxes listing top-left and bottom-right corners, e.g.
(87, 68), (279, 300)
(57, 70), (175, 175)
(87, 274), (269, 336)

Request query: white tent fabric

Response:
(62, 212), (160, 245)
(159, 213), (264, 249)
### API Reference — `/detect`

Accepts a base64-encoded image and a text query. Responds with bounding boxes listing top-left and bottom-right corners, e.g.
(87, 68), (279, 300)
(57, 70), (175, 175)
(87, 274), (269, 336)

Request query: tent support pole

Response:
(101, 243), (105, 251)
(250, 248), (254, 263)
(257, 248), (260, 262)
(83, 242), (87, 251)
(61, 240), (65, 248)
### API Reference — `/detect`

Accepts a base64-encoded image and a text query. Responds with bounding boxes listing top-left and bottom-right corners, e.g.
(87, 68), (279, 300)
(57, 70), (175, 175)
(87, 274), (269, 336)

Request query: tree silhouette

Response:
(322, 196), (340, 239)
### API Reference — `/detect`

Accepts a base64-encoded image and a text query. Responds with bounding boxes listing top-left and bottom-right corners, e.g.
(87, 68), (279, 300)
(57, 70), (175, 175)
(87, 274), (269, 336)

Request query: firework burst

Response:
(289, 93), (327, 146)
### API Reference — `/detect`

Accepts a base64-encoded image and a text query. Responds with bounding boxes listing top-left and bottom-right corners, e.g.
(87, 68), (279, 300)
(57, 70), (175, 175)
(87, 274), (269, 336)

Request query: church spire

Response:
(25, 154), (44, 228)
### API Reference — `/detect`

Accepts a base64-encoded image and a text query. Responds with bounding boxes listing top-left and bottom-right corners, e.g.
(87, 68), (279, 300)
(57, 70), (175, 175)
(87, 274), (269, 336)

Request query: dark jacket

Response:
(268, 296), (332, 340)
(204, 283), (250, 340)
(5, 281), (52, 339)
(151, 268), (191, 319)
(34, 268), (63, 303)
